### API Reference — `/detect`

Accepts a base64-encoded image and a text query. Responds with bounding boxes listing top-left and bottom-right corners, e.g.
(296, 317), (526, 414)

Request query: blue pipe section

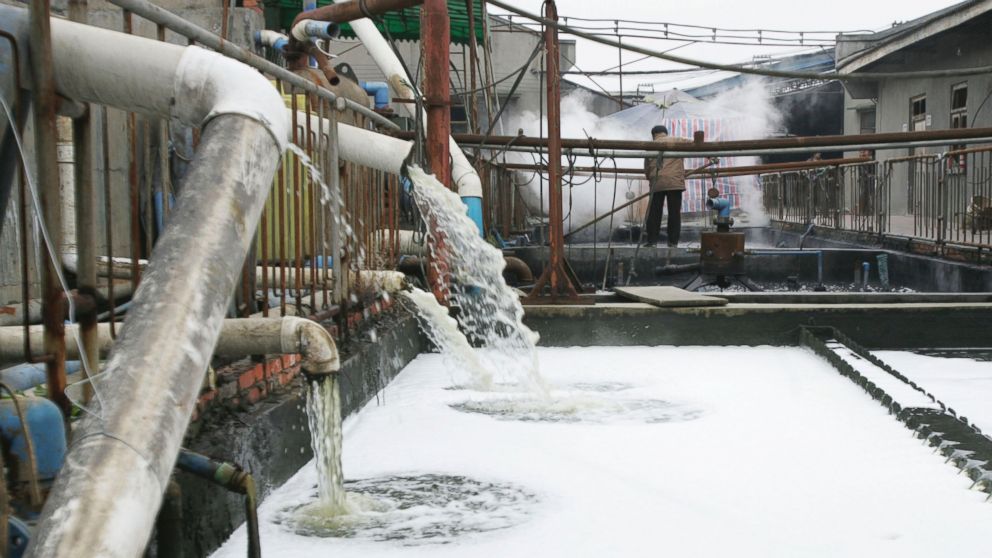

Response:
(306, 255), (333, 269)
(705, 196), (732, 218)
(154, 191), (177, 237)
(462, 196), (485, 236)
(1, 362), (83, 392)
(360, 81), (391, 110)
(750, 250), (824, 286)
(7, 516), (29, 557)
(302, 20), (340, 40)
(0, 396), (67, 482)
(252, 31), (288, 54)
(176, 450), (216, 479)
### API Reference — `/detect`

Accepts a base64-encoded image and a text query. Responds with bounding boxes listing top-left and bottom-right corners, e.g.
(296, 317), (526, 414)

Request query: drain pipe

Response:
(213, 317), (339, 376)
(300, 4), (485, 234)
(0, 7), (290, 557)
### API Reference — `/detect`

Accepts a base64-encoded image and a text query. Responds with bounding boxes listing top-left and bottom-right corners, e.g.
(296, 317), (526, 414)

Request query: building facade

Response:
(837, 0), (992, 215)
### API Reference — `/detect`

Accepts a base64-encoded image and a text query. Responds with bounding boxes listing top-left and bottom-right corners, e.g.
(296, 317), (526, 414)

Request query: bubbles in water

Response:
(451, 396), (702, 424)
(276, 474), (536, 545)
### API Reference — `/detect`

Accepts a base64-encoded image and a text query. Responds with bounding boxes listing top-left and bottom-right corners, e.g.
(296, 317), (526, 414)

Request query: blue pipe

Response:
(360, 81), (391, 110)
(462, 196), (484, 236)
(154, 191), (177, 237)
(0, 396), (67, 483)
(1, 362), (83, 392)
(862, 261), (871, 291)
(301, 21), (340, 40)
(705, 196), (732, 218)
(750, 250), (824, 287)
(252, 31), (289, 54)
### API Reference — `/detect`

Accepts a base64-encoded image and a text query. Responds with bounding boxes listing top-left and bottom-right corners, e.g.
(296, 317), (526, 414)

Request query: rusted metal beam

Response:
(392, 127), (992, 153)
(29, 0), (69, 414)
(292, 0), (423, 27)
(422, 0), (451, 186)
(523, 0), (584, 305)
(421, 0), (452, 303)
(500, 157), (872, 176)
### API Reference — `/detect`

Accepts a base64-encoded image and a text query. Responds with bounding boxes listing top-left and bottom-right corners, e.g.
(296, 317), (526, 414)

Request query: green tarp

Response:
(272, 0), (485, 45)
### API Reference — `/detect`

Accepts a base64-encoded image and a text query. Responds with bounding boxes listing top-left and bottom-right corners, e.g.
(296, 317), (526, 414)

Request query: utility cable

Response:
(486, 0), (992, 81)
(0, 95), (103, 417)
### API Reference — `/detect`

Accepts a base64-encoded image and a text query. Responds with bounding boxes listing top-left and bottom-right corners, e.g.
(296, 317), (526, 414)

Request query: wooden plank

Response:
(613, 286), (728, 308)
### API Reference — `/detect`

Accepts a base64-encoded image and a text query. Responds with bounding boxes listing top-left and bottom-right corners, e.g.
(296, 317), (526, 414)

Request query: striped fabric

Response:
(662, 117), (758, 213)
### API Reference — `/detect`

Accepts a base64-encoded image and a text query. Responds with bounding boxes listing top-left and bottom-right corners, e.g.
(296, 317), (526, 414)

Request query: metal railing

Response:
(0, 8), (405, 378)
(760, 161), (888, 234)
(762, 148), (992, 249)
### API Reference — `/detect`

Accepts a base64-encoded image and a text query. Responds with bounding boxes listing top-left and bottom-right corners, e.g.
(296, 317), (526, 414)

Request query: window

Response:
(910, 95), (927, 131)
(949, 83), (968, 171)
(858, 109), (876, 135)
(951, 83), (968, 129)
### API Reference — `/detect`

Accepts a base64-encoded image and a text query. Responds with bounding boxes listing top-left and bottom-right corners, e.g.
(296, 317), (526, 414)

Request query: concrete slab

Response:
(614, 286), (728, 307)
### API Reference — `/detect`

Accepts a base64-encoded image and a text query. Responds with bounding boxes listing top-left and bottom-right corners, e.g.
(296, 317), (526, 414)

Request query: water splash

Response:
(304, 378), (348, 515)
(401, 287), (493, 390)
(405, 166), (546, 395)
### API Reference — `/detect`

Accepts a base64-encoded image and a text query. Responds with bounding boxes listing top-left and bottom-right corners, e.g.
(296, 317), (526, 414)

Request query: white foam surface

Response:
(876, 350), (992, 434)
(213, 346), (990, 558)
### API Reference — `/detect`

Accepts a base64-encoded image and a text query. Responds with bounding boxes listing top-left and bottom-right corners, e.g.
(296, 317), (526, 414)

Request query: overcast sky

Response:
(490, 0), (963, 93)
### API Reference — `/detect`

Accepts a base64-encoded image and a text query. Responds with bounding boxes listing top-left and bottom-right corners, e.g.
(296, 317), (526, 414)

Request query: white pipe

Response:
(345, 16), (484, 200)
(0, 323), (115, 365)
(2, 318), (340, 375)
(46, 15), (288, 150)
(291, 19), (340, 41)
(216, 317), (339, 375)
(297, 109), (411, 174)
(1, 6), (291, 558)
(62, 254), (149, 280)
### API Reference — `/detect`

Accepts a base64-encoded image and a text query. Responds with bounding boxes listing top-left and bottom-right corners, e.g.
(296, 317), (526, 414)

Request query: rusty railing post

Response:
(29, 0), (69, 414)
(523, 0), (584, 305)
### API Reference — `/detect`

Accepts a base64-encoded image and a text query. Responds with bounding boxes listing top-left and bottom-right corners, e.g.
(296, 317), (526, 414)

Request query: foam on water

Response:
(212, 347), (992, 558)
(277, 474), (534, 544)
(406, 166), (545, 395)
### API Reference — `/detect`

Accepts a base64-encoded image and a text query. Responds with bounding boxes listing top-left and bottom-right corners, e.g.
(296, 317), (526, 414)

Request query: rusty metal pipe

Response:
(423, 0), (451, 186)
(29, 0), (70, 415)
(291, 0), (423, 28)
(392, 127), (992, 153)
(499, 157), (872, 176)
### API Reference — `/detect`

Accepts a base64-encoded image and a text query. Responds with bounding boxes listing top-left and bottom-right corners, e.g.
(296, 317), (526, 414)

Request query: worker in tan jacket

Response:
(643, 125), (687, 247)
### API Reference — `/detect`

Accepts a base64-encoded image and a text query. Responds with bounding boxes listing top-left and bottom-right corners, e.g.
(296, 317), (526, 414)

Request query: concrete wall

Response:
(172, 308), (426, 557)
(841, 14), (992, 214)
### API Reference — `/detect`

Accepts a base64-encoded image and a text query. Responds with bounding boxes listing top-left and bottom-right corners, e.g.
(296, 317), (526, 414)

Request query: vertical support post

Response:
(422, 0), (452, 303)
(466, 0), (479, 134)
(29, 0), (70, 414)
(523, 0), (584, 305)
(545, 0), (563, 296)
(69, 0), (97, 403)
(329, 99), (344, 329)
(422, 0), (451, 188)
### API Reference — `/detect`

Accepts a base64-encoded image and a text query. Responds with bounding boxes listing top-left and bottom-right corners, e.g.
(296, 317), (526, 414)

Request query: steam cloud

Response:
(503, 80), (783, 237)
